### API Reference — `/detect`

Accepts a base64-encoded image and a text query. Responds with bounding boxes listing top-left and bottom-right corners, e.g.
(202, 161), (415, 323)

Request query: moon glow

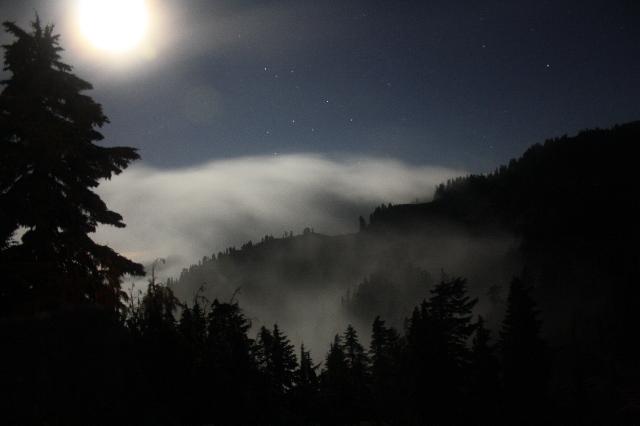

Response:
(77, 0), (149, 53)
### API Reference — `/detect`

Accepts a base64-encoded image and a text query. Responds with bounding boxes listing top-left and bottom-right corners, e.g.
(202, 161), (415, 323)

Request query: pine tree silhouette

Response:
(343, 325), (368, 376)
(0, 18), (143, 314)
(255, 324), (298, 422)
(319, 325), (372, 424)
(405, 276), (477, 423)
(205, 299), (260, 423)
(499, 276), (548, 424)
(295, 343), (319, 396)
(290, 344), (320, 423)
(176, 299), (208, 424)
(369, 316), (402, 423)
(320, 334), (350, 423)
(469, 315), (501, 422)
(257, 323), (298, 395)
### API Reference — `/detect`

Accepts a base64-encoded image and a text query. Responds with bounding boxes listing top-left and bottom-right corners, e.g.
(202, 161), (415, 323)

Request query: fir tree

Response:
(257, 326), (275, 370)
(204, 299), (260, 423)
(295, 344), (319, 392)
(257, 324), (298, 395)
(340, 325), (371, 423)
(343, 324), (369, 377)
(369, 316), (401, 422)
(206, 299), (254, 369)
(141, 282), (179, 335)
(322, 334), (348, 388)
(320, 334), (350, 423)
(369, 316), (400, 381)
(469, 316), (500, 422)
(427, 276), (478, 364)
(179, 301), (207, 351)
(291, 344), (320, 423)
(175, 298), (209, 425)
(404, 276), (478, 423)
(0, 18), (143, 314)
(499, 276), (548, 423)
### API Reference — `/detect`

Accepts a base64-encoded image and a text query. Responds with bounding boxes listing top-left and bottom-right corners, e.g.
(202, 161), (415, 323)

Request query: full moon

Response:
(77, 0), (149, 53)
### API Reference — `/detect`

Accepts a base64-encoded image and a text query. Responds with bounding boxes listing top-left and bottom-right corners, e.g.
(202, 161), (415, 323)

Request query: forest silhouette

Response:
(1, 19), (640, 426)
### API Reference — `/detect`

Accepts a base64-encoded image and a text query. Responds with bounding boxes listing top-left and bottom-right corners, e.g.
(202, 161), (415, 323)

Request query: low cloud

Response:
(94, 154), (463, 282)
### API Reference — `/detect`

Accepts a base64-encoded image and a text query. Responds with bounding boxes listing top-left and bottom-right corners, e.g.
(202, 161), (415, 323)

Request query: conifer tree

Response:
(0, 19), (143, 313)
(322, 334), (348, 388)
(205, 300), (259, 424)
(499, 276), (548, 423)
(132, 276), (182, 423)
(295, 344), (319, 392)
(175, 298), (208, 425)
(469, 316), (500, 422)
(369, 316), (401, 422)
(370, 316), (400, 378)
(291, 344), (320, 423)
(404, 276), (477, 423)
(179, 300), (207, 351)
(341, 325), (371, 423)
(141, 281), (179, 334)
(257, 324), (298, 395)
(206, 299), (254, 368)
(319, 334), (350, 422)
(427, 276), (478, 362)
(257, 325), (274, 370)
(343, 324), (369, 378)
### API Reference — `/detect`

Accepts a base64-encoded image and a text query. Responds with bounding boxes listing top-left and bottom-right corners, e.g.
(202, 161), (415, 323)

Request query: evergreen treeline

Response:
(173, 123), (640, 343)
(2, 274), (555, 425)
(172, 122), (640, 424)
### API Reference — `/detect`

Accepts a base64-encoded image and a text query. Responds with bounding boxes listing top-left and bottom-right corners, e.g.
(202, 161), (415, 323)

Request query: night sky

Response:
(2, 0), (639, 173)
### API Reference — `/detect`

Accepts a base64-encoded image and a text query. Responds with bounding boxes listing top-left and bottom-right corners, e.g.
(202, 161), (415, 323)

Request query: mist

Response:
(91, 154), (473, 353)
(94, 153), (463, 280)
(92, 153), (526, 356)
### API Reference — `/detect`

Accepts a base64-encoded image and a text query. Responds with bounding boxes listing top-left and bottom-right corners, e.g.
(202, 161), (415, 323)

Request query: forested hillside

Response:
(173, 122), (639, 352)
(171, 208), (519, 350)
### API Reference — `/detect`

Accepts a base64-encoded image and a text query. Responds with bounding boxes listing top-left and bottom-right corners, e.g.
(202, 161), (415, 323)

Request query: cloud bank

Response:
(94, 154), (463, 282)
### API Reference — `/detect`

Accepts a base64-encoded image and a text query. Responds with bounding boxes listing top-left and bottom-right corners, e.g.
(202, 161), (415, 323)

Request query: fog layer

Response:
(95, 154), (463, 281)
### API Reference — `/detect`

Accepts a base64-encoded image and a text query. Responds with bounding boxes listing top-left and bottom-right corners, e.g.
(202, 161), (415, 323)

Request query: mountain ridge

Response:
(169, 121), (639, 358)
